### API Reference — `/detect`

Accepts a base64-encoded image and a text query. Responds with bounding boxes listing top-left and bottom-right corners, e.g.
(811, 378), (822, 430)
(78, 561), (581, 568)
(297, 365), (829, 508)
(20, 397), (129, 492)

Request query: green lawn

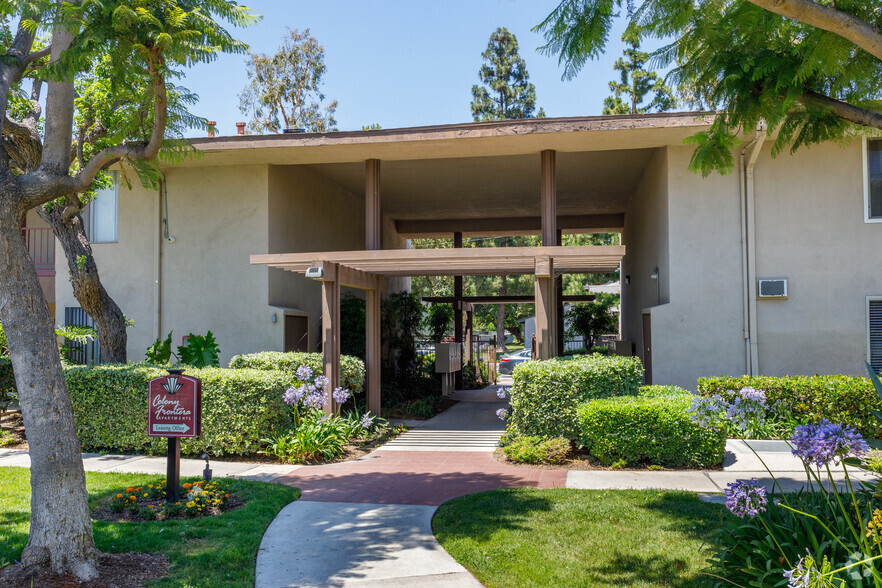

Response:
(0, 467), (300, 587)
(433, 488), (725, 588)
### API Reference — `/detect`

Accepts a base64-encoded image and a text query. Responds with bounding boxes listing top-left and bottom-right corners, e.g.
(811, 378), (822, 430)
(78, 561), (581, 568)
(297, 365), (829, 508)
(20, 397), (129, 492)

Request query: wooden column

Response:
(365, 159), (381, 250)
(540, 150), (557, 247)
(556, 229), (564, 357)
(535, 255), (557, 360)
(454, 231), (463, 389)
(321, 263), (340, 415)
(464, 304), (474, 368)
(366, 286), (381, 416)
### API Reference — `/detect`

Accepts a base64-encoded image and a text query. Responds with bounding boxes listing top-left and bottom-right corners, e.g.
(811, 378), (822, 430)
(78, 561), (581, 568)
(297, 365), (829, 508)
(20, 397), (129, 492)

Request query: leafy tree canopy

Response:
(239, 27), (337, 133)
(537, 0), (882, 175)
(603, 27), (675, 115)
(471, 27), (545, 121)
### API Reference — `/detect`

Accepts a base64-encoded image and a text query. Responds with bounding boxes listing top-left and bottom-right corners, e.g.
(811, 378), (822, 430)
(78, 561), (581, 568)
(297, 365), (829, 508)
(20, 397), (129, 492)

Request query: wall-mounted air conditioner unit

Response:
(758, 278), (788, 299)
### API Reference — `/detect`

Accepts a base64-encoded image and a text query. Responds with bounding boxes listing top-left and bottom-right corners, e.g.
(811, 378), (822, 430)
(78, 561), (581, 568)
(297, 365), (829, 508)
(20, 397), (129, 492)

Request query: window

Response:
(85, 172), (118, 242)
(869, 298), (882, 373)
(865, 139), (882, 221)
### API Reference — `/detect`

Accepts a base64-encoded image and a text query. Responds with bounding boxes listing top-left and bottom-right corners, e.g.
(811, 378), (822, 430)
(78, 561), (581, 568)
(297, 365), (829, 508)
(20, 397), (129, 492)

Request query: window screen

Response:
(869, 140), (882, 219)
(89, 172), (118, 242)
(870, 299), (882, 373)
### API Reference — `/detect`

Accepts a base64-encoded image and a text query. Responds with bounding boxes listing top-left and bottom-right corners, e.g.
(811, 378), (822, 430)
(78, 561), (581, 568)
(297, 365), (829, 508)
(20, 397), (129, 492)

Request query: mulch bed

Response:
(0, 411), (27, 450)
(492, 448), (723, 471)
(0, 552), (168, 587)
(92, 494), (244, 524)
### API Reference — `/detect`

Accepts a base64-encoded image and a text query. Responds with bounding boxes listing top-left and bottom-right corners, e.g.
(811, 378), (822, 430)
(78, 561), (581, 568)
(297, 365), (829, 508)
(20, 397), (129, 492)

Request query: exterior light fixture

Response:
(650, 267), (660, 305)
(650, 268), (659, 280)
(305, 266), (324, 279)
(271, 312), (278, 323)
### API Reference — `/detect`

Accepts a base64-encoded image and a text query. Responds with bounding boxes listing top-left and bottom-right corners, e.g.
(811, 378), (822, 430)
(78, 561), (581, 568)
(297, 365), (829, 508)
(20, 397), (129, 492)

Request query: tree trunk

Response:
(38, 206), (127, 363)
(0, 206), (97, 580)
(496, 276), (508, 352)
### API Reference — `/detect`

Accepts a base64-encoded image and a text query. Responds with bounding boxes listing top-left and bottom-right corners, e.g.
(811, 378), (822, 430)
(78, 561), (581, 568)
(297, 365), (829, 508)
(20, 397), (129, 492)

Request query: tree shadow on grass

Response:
(586, 551), (717, 587)
(433, 487), (554, 543)
(0, 511), (30, 564)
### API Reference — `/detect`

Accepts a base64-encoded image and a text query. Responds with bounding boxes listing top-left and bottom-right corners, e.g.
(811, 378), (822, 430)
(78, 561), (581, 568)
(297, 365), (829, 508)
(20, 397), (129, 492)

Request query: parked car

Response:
(498, 349), (532, 375)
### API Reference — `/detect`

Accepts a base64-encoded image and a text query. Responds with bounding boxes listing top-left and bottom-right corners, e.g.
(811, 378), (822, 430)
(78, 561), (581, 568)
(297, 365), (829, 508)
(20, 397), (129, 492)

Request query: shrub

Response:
(577, 395), (726, 468)
(501, 436), (570, 464)
(229, 351), (365, 395)
(66, 364), (295, 456)
(509, 355), (644, 440)
(0, 357), (15, 410)
(638, 385), (692, 398)
(698, 375), (882, 438)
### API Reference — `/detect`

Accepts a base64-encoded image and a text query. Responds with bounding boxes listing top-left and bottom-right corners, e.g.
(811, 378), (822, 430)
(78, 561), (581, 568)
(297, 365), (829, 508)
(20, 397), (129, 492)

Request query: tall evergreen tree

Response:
(471, 27), (544, 121)
(603, 29), (676, 115)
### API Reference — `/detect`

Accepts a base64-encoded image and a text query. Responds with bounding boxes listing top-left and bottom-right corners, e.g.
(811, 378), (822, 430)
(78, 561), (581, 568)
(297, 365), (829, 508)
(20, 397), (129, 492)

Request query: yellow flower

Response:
(186, 501), (196, 508)
(143, 493), (149, 497)
(148, 484), (153, 488)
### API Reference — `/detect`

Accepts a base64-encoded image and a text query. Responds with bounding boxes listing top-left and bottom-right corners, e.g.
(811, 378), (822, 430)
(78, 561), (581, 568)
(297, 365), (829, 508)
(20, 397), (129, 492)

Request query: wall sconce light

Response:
(271, 312), (278, 323)
(650, 267), (660, 305)
(624, 275), (631, 285)
(650, 268), (659, 281)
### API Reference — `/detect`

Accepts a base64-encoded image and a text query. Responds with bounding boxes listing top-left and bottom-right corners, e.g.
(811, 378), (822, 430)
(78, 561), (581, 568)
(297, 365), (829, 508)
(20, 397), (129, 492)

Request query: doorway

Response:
(284, 315), (309, 352)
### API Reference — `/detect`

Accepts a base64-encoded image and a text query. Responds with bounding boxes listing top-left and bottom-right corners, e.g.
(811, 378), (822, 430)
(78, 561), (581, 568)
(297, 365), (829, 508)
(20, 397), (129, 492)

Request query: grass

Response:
(433, 488), (725, 588)
(0, 466), (300, 586)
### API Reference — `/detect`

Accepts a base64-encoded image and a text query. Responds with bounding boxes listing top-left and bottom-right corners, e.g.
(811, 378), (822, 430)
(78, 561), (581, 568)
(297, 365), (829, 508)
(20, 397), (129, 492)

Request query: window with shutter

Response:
(869, 299), (882, 373)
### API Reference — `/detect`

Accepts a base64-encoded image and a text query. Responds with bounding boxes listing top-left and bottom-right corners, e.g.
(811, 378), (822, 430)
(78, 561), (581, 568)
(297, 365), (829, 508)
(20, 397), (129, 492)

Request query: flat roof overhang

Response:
(251, 245), (624, 279)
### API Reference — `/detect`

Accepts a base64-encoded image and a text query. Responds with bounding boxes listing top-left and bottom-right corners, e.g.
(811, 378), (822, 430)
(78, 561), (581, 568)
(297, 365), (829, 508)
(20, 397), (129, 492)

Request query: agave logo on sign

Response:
(148, 373), (202, 438)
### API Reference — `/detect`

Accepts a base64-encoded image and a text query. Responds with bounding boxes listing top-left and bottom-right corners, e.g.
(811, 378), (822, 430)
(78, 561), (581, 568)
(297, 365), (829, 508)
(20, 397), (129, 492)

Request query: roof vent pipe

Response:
(206, 121), (216, 138)
(236, 122), (246, 136)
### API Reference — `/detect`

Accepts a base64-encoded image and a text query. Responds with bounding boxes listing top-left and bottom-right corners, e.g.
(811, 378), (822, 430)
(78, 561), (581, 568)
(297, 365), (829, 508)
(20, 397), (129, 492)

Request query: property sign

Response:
(147, 373), (202, 438)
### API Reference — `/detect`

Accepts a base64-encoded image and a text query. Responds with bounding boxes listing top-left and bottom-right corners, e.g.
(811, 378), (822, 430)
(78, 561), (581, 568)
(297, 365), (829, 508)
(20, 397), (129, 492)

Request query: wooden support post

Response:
(541, 150), (557, 247)
(534, 255), (557, 360)
(464, 304), (474, 368)
(320, 263), (340, 415)
(454, 231), (463, 390)
(366, 286), (381, 416)
(365, 159), (381, 250)
(556, 229), (564, 357)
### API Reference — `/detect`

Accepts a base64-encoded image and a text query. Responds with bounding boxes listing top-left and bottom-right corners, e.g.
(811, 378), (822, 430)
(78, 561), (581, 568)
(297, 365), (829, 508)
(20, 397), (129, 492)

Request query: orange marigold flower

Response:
(224, 494), (229, 498)
(135, 487), (141, 491)
(126, 487), (134, 492)
(129, 496), (137, 501)
(116, 493), (123, 499)
(183, 483), (192, 490)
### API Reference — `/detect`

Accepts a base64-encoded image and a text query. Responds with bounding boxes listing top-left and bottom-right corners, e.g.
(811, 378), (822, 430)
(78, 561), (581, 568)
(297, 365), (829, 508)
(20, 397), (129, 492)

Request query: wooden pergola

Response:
(251, 244), (624, 415)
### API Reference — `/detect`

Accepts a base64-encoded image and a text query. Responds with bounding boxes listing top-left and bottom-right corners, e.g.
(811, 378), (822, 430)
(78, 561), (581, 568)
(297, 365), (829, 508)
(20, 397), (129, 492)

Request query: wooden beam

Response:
(365, 159), (381, 250)
(535, 257), (557, 360)
(320, 264), (341, 415)
(541, 149), (557, 246)
(422, 295), (596, 304)
(366, 286), (381, 416)
(394, 214), (624, 238)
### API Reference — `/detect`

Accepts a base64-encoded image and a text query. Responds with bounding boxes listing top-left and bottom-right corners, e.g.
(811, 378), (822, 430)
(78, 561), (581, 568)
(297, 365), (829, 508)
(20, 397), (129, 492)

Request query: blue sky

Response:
(182, 0), (656, 137)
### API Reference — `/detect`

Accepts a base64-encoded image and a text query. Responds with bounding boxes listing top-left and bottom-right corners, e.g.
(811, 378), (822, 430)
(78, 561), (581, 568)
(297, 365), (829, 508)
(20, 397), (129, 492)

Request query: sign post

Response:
(148, 369), (202, 503)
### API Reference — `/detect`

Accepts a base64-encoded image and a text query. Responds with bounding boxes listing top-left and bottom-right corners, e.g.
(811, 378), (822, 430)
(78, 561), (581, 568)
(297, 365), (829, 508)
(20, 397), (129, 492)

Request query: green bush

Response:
(0, 357), (14, 404)
(229, 351), (365, 395)
(509, 355), (644, 440)
(502, 436), (571, 464)
(577, 395), (726, 468)
(638, 385), (692, 398)
(66, 364), (295, 456)
(698, 375), (882, 438)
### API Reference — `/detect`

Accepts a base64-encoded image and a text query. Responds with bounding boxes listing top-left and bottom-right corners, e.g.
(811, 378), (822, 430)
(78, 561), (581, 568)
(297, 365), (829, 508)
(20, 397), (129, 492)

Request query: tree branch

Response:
(21, 45), (51, 70)
(802, 91), (882, 129)
(747, 0), (882, 61)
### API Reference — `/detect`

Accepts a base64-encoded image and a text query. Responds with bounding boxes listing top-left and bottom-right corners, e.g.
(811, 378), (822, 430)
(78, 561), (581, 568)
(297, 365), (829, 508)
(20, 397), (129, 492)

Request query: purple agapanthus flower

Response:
(360, 414), (374, 429)
(688, 394), (727, 428)
(313, 375), (329, 390)
(783, 554), (817, 588)
(303, 390), (325, 410)
(332, 387), (351, 404)
(739, 386), (766, 404)
(496, 386), (510, 399)
(496, 408), (509, 420)
(727, 395), (766, 432)
(791, 419), (870, 467)
(724, 479), (768, 518)
(283, 386), (306, 405)
(296, 365), (313, 382)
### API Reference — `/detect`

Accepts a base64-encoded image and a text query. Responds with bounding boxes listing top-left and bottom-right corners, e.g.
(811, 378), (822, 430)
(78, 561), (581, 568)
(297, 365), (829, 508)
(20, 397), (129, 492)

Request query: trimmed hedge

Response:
(509, 354), (644, 440)
(66, 364), (294, 456)
(698, 375), (882, 438)
(638, 385), (692, 399)
(578, 395), (726, 468)
(0, 357), (13, 400)
(229, 351), (365, 395)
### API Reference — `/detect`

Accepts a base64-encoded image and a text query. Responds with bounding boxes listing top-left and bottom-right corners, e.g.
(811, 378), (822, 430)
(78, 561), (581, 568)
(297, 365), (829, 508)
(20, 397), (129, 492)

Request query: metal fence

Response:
(21, 227), (55, 275)
(63, 306), (101, 365)
(415, 335), (497, 384)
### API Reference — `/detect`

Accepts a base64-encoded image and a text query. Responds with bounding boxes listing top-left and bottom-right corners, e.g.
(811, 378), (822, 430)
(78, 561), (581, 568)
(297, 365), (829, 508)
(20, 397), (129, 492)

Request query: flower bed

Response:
(103, 478), (238, 522)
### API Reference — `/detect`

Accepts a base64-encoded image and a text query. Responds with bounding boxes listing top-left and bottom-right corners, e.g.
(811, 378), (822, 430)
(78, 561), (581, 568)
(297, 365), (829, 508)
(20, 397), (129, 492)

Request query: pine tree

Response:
(603, 29), (676, 115)
(471, 28), (544, 121)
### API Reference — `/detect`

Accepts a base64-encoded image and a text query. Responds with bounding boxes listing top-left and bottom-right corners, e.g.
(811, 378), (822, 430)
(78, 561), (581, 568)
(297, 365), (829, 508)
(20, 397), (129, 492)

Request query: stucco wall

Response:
(751, 140), (882, 377)
(267, 164), (365, 352)
(621, 147), (669, 358)
(56, 165), (273, 365)
(651, 145), (747, 389)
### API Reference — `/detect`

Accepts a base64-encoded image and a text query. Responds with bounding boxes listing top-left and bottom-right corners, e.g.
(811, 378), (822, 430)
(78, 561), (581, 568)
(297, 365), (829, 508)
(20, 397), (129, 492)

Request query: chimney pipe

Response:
(206, 121), (216, 138)
(236, 122), (246, 136)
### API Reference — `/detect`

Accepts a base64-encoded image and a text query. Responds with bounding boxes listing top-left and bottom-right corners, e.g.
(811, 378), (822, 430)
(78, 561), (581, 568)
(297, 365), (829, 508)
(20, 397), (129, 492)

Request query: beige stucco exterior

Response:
(53, 114), (882, 389)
